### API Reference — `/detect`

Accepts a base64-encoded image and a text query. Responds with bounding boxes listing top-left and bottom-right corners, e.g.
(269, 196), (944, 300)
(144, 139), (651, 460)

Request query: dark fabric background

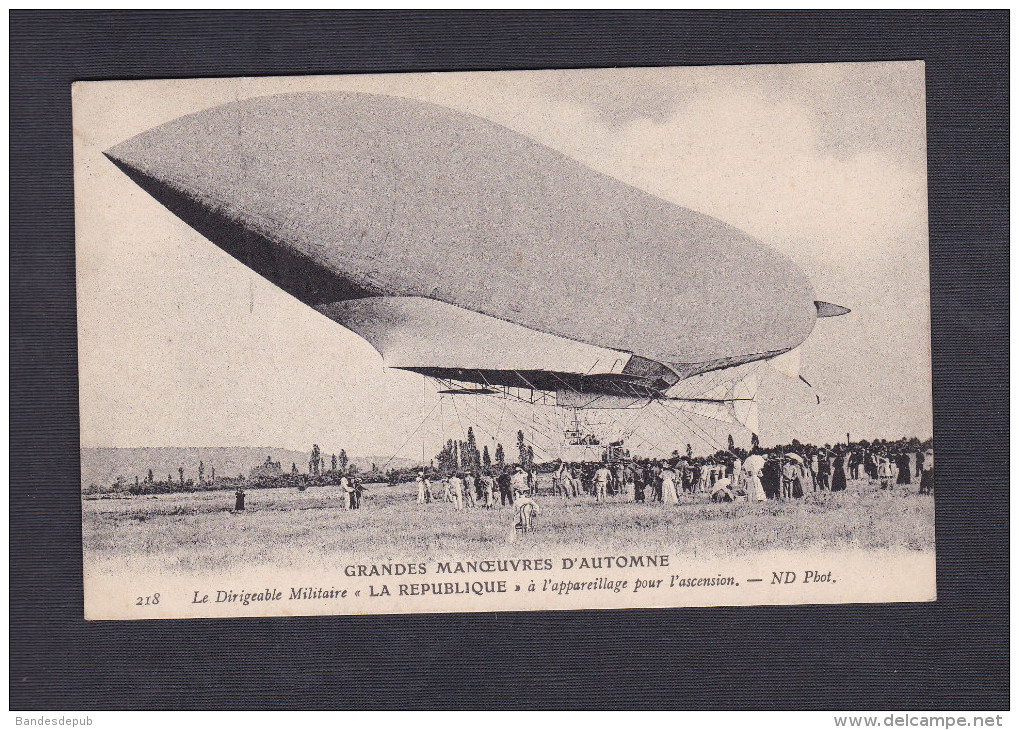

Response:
(10, 11), (1008, 710)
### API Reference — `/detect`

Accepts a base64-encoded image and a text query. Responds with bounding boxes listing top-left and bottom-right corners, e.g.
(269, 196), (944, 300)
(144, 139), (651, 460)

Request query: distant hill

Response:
(80, 447), (419, 489)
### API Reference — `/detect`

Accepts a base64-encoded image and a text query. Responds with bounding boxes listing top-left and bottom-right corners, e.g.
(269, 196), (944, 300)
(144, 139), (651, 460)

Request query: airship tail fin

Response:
(770, 347), (802, 380)
(815, 300), (851, 318)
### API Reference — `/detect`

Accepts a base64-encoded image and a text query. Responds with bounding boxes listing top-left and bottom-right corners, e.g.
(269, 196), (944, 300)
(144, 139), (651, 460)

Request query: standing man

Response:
(649, 461), (663, 502)
(593, 463), (612, 503)
(633, 463), (646, 503)
(497, 469), (513, 506)
(877, 454), (895, 490)
(479, 470), (496, 508)
(570, 465), (582, 497)
(552, 460), (565, 499)
(614, 462), (627, 497)
(781, 457), (798, 499)
(448, 473), (464, 510)
(510, 465), (528, 499)
(339, 472), (351, 509)
(349, 477), (363, 509)
(816, 451), (831, 491)
(919, 450), (934, 494)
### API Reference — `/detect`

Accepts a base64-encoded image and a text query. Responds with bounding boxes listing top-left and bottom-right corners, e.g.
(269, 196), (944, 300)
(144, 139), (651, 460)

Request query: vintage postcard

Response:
(73, 63), (935, 620)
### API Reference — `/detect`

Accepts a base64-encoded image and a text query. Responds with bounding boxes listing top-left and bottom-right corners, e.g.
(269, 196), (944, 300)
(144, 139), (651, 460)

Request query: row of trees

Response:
(435, 427), (487, 474)
(109, 443), (362, 495)
(433, 427), (536, 474)
(309, 444), (351, 476)
(133, 461), (219, 488)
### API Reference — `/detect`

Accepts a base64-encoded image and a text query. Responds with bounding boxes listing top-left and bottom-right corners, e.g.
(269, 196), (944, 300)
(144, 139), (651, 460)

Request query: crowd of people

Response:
(409, 441), (935, 517)
(552, 442), (935, 504)
(415, 465), (538, 508)
(415, 465), (541, 530)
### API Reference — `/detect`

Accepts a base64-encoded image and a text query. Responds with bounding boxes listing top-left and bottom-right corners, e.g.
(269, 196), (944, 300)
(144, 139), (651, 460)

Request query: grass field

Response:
(82, 475), (935, 577)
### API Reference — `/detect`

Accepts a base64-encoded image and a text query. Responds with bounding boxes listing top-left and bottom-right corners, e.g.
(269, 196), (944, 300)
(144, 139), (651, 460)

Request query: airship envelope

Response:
(104, 91), (845, 403)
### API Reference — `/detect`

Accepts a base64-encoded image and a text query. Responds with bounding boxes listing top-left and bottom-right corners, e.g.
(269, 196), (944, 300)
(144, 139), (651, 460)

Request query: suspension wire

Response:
(658, 400), (721, 453)
(616, 405), (653, 445)
(380, 398), (443, 472)
(462, 393), (537, 459)
(659, 406), (715, 456)
(492, 399), (555, 461)
(477, 394), (529, 447)
(658, 401), (732, 456)
(448, 392), (469, 440)
(420, 377), (425, 467)
(439, 393), (445, 448)
(503, 399), (560, 444)
(619, 415), (672, 457)
(643, 401), (689, 453)
(657, 400), (726, 457)
(459, 399), (505, 448)
(495, 395), (508, 438)
(451, 392), (522, 462)
(530, 401), (570, 444)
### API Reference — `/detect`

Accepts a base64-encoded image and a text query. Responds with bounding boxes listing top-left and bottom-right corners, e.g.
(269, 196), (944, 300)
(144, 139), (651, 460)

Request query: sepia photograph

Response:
(73, 62), (936, 620)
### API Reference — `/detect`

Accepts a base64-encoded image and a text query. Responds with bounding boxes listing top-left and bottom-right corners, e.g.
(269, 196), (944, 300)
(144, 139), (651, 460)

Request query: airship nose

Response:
(103, 134), (183, 212)
(102, 116), (380, 307)
(103, 147), (142, 184)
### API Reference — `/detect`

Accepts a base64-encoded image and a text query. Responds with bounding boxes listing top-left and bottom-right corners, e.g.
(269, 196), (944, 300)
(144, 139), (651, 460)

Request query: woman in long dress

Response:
(742, 457), (767, 502)
(797, 462), (814, 495)
(896, 453), (912, 485)
(661, 468), (678, 504)
(750, 472), (767, 502)
(831, 453), (848, 492)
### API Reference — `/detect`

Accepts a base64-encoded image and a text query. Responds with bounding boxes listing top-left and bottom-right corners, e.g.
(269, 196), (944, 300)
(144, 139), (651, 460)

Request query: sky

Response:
(73, 63), (932, 459)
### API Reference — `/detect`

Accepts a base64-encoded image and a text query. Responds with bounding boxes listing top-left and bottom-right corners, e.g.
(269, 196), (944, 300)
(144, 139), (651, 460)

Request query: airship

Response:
(104, 91), (848, 411)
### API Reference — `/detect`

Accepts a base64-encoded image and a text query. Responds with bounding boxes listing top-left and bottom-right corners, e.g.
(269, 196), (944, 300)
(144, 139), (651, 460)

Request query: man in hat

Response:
(510, 465), (528, 497)
(552, 460), (569, 500)
(919, 450), (934, 494)
(781, 456), (799, 499)
(415, 472), (428, 504)
(593, 463), (612, 503)
(479, 469), (497, 508)
(339, 473), (352, 509)
(816, 451), (831, 491)
(512, 484), (541, 533)
(497, 469), (513, 506)
(877, 453), (895, 490)
(448, 472), (464, 510)
(462, 471), (477, 508)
